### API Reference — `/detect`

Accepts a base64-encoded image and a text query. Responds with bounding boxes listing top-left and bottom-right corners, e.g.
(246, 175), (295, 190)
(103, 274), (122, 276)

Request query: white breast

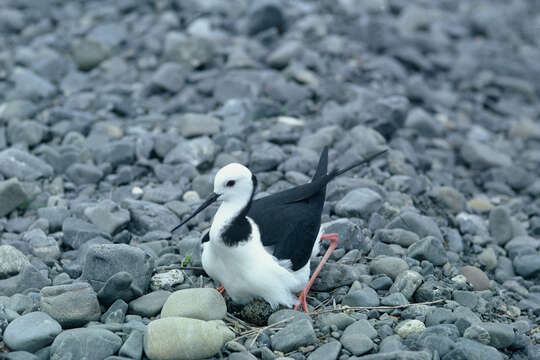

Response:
(202, 217), (313, 309)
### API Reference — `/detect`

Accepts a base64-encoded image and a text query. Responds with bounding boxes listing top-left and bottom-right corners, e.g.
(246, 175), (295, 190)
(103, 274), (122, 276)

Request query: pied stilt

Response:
(172, 147), (386, 311)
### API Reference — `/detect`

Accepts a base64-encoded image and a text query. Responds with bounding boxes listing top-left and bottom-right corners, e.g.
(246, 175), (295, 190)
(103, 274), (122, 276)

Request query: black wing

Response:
(247, 147), (328, 270)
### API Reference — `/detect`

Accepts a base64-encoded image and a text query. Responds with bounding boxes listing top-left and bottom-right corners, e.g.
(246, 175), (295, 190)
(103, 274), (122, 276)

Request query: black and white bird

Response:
(172, 147), (386, 311)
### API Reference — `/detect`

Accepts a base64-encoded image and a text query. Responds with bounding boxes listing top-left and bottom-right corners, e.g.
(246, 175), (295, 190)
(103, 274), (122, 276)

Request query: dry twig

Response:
(307, 299), (447, 316)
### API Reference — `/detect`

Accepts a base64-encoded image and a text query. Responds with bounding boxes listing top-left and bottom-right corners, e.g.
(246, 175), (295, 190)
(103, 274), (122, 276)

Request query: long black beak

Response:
(170, 192), (220, 232)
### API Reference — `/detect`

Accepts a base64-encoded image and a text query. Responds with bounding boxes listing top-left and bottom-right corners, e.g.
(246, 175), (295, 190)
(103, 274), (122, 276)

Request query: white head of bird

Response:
(213, 163), (254, 203)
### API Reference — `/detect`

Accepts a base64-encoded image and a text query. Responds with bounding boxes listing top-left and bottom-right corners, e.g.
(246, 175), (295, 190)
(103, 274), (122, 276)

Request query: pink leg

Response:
(294, 233), (339, 312)
(217, 285), (226, 296)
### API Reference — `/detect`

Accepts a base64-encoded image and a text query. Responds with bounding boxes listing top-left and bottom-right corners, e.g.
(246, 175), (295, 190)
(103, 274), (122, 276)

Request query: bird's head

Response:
(213, 163), (255, 202)
(171, 163), (257, 231)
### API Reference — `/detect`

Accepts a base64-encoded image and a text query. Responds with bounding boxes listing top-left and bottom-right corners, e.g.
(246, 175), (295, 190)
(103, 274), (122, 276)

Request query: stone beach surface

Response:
(1, 0), (540, 359)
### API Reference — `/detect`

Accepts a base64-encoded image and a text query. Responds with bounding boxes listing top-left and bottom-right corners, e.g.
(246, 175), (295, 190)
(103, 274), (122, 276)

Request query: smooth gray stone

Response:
(307, 341), (341, 360)
(387, 211), (443, 241)
(270, 318), (316, 353)
(49, 328), (122, 360)
(40, 282), (101, 328)
(129, 290), (171, 317)
(3, 312), (61, 352)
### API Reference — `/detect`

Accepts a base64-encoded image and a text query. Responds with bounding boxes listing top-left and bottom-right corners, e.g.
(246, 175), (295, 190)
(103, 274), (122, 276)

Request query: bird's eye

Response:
(226, 180), (236, 187)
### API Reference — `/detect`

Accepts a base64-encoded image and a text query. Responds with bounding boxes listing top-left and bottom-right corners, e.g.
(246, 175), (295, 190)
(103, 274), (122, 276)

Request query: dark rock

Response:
(122, 199), (179, 235)
(270, 318), (316, 353)
(128, 291), (171, 318)
(0, 264), (50, 297)
(66, 163), (104, 185)
(369, 256), (409, 280)
(118, 330), (143, 359)
(81, 244), (153, 295)
(101, 299), (128, 324)
(323, 219), (363, 251)
(62, 218), (110, 250)
(247, 4), (286, 36)
(389, 270), (423, 300)
(407, 236), (448, 266)
(311, 262), (367, 291)
(335, 188), (383, 219)
(374, 229), (420, 247)
(387, 212), (443, 241)
(513, 254), (540, 278)
(489, 206), (513, 246)
(342, 287), (380, 307)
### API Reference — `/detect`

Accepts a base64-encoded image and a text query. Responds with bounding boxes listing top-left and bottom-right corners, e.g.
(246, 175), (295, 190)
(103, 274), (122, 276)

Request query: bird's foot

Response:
(217, 286), (226, 296)
(293, 233), (339, 312)
(294, 289), (309, 312)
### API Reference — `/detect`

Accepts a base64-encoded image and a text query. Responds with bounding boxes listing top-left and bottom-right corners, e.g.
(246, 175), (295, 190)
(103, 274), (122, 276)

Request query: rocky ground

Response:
(1, 0), (540, 359)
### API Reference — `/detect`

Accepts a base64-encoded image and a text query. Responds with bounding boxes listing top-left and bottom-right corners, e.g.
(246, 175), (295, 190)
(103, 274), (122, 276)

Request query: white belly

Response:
(201, 218), (315, 309)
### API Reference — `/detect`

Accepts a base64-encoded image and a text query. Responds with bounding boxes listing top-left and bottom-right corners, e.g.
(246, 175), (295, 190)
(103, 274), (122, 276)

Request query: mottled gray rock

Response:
(50, 328), (122, 360)
(271, 318), (316, 353)
(335, 188), (383, 219)
(0, 148), (53, 181)
(489, 206), (513, 246)
(150, 269), (185, 291)
(144, 317), (226, 360)
(164, 136), (217, 170)
(354, 351), (432, 360)
(40, 282), (101, 328)
(84, 200), (131, 235)
(461, 141), (512, 169)
(161, 288), (225, 321)
(389, 270), (423, 300)
(175, 113), (221, 138)
(81, 244), (153, 294)
(514, 254), (540, 278)
(342, 287), (380, 307)
(369, 256), (409, 280)
(387, 212), (443, 241)
(62, 217), (110, 249)
(129, 290), (171, 317)
(122, 199), (179, 235)
(395, 319), (425, 338)
(407, 236), (448, 266)
(374, 229), (419, 247)
(0, 178), (28, 217)
(3, 312), (61, 352)
(0, 245), (29, 279)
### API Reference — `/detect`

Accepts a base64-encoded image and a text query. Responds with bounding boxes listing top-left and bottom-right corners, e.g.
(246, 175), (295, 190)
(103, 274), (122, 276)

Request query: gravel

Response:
(0, 0), (538, 358)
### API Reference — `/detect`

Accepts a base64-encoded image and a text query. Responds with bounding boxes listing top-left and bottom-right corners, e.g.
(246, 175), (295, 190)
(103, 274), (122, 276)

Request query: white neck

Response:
(209, 193), (251, 243)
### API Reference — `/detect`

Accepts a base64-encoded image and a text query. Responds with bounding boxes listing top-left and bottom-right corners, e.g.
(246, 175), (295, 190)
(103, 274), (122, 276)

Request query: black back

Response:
(248, 148), (328, 271)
